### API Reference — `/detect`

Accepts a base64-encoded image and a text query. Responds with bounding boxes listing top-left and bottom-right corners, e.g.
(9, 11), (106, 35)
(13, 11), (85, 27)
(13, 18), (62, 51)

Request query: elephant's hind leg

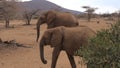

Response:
(66, 52), (76, 68)
(51, 47), (61, 68)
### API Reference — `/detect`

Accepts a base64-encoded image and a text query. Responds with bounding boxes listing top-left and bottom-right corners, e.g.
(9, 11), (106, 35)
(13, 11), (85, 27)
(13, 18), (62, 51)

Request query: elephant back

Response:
(53, 12), (79, 27)
(63, 26), (96, 55)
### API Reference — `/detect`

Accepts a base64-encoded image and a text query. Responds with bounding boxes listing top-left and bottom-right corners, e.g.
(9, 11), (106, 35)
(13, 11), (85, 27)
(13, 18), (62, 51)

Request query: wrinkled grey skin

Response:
(39, 26), (96, 68)
(36, 10), (79, 41)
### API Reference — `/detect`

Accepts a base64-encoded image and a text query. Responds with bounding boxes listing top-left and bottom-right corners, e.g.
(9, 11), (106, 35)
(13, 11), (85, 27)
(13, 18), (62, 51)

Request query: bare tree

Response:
(22, 9), (39, 25)
(82, 6), (97, 22)
(0, 0), (18, 28)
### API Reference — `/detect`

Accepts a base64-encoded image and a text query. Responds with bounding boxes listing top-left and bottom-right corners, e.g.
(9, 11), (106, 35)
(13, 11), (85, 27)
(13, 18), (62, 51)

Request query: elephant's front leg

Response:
(66, 52), (76, 68)
(51, 47), (61, 68)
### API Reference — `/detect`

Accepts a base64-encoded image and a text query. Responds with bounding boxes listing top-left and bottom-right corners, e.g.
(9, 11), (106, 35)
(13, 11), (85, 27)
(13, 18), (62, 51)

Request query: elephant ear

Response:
(51, 27), (63, 47)
(46, 11), (56, 25)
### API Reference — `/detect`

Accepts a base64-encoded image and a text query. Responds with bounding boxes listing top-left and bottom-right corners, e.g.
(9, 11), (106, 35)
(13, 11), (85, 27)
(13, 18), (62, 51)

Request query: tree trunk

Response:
(27, 19), (31, 25)
(26, 17), (31, 25)
(88, 13), (91, 22)
(5, 18), (10, 28)
(3, 13), (10, 28)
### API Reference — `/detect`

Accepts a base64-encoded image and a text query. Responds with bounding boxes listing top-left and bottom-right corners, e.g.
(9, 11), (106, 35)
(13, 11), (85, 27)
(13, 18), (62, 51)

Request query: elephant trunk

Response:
(40, 39), (47, 64)
(36, 19), (41, 42)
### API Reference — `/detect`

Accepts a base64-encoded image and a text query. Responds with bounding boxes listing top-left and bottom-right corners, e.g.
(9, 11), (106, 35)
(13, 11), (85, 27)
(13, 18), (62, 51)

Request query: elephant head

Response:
(39, 27), (63, 64)
(36, 10), (56, 42)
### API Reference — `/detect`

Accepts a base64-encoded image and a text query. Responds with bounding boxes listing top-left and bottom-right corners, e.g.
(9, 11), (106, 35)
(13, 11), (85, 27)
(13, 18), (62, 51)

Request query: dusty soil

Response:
(0, 19), (116, 68)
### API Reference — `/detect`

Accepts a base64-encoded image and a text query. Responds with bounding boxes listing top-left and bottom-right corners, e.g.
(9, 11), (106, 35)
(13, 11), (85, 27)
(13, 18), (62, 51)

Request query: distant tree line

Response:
(77, 6), (120, 22)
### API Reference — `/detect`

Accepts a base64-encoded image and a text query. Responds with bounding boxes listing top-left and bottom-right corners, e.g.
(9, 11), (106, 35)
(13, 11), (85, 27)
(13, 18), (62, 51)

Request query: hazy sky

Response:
(22, 0), (120, 14)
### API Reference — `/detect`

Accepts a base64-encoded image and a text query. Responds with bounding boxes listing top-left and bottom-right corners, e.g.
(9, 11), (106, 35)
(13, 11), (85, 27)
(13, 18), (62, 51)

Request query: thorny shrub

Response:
(76, 21), (120, 68)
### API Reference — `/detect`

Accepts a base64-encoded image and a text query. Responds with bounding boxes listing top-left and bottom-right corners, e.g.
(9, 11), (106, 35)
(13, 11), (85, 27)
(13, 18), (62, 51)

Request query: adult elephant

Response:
(36, 10), (79, 41)
(39, 26), (96, 68)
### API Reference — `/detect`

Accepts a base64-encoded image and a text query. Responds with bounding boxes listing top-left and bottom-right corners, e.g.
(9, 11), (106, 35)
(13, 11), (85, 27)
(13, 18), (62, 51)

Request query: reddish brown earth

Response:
(0, 19), (115, 68)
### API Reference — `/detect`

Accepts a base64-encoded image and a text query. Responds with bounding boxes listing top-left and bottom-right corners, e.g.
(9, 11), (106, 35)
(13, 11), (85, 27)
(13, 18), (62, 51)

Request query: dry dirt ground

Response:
(0, 19), (116, 68)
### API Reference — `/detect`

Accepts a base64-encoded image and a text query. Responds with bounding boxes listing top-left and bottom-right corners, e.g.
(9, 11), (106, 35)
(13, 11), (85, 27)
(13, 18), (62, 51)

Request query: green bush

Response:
(76, 21), (120, 68)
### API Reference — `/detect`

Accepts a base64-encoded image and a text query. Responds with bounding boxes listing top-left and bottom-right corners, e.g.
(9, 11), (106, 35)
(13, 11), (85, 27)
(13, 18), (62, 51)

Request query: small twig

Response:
(0, 39), (32, 48)
(15, 43), (32, 48)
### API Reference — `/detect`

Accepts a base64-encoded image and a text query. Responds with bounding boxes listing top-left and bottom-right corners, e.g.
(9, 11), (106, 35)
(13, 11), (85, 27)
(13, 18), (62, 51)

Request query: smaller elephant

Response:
(39, 26), (96, 68)
(36, 10), (79, 41)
